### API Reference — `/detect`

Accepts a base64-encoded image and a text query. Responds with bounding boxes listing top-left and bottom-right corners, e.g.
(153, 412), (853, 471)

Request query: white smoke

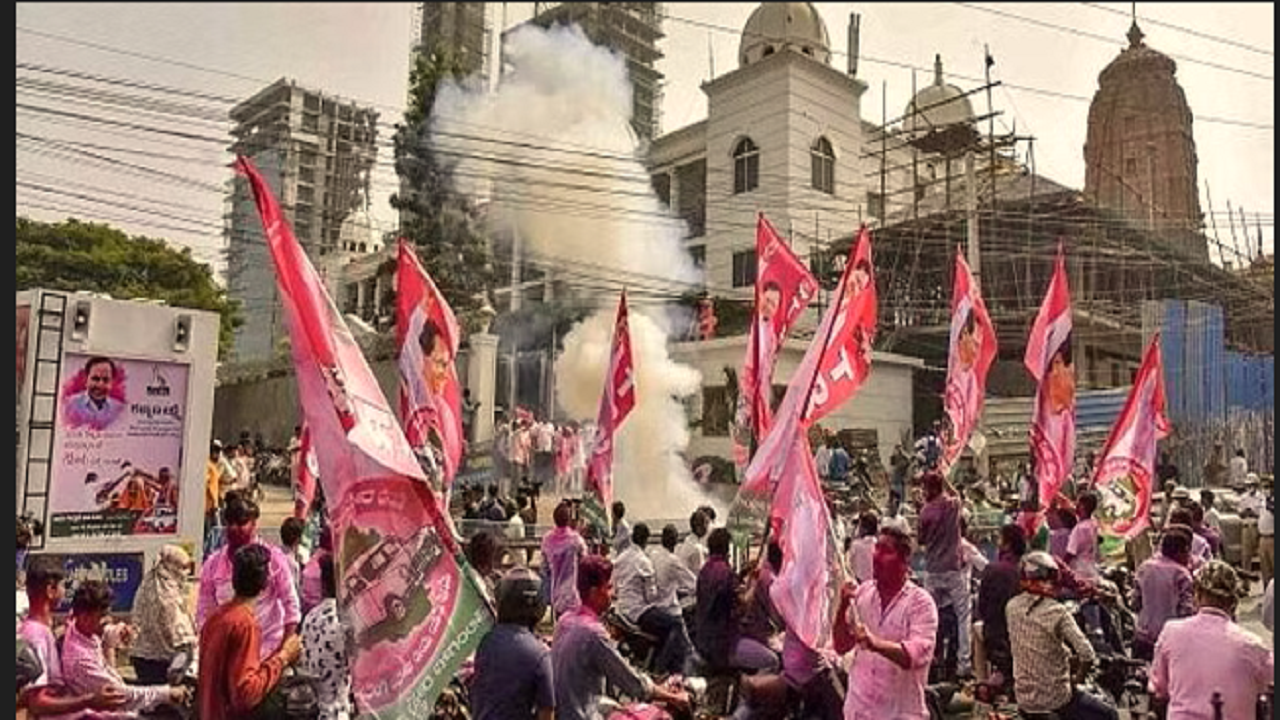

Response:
(432, 23), (721, 521)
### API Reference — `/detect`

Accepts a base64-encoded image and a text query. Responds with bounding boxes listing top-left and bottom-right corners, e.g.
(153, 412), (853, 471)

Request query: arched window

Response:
(811, 137), (835, 194)
(733, 138), (759, 194)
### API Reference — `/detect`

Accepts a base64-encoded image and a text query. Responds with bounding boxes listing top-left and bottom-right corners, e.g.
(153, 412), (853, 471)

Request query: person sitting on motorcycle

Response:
(1131, 526), (1195, 661)
(472, 567), (555, 720)
(835, 525), (939, 720)
(614, 523), (695, 676)
(1006, 551), (1118, 720)
(551, 555), (689, 720)
(694, 528), (779, 675)
(1150, 560), (1273, 720)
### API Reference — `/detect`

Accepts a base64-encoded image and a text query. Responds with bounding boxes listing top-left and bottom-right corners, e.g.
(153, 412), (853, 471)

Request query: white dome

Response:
(739, 2), (831, 68)
(904, 55), (976, 135)
(338, 206), (377, 254)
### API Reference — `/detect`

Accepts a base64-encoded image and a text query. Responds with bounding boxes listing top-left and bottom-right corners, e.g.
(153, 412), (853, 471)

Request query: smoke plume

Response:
(432, 23), (721, 521)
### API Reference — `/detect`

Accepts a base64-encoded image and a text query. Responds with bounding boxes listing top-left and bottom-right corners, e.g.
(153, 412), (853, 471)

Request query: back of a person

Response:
(1067, 517), (1100, 580)
(198, 601), (257, 720)
(977, 560), (1020, 652)
(1006, 592), (1072, 712)
(693, 556), (735, 669)
(848, 536), (876, 584)
(472, 624), (550, 720)
(919, 495), (961, 573)
(543, 529), (585, 617)
(551, 610), (608, 720)
(1135, 556), (1191, 644)
(1156, 612), (1272, 720)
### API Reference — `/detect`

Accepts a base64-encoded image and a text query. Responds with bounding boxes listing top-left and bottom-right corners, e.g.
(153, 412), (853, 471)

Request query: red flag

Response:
(583, 292), (636, 528)
(942, 251), (998, 473)
(1025, 244), (1075, 518)
(396, 239), (465, 496)
(1092, 334), (1171, 539)
(800, 226), (877, 425)
(292, 424), (317, 519)
(235, 157), (491, 717)
(734, 213), (819, 457)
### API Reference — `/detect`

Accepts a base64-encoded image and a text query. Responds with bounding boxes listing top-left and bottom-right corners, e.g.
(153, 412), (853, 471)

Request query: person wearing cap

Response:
(1238, 473), (1265, 574)
(1150, 560), (1273, 720)
(471, 567), (555, 720)
(1006, 551), (1117, 720)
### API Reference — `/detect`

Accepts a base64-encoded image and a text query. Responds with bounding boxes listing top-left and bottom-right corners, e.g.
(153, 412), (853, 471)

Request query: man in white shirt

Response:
(814, 442), (832, 483)
(1229, 448), (1249, 488)
(847, 512), (879, 584)
(676, 509), (710, 574)
(613, 523), (694, 675)
(1239, 474), (1267, 575)
(651, 524), (698, 614)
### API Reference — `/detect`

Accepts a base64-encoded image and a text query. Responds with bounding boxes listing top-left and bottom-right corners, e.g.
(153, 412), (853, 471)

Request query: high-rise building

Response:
(415, 2), (491, 77)
(1085, 20), (1206, 260)
(525, 2), (665, 142)
(225, 78), (379, 362)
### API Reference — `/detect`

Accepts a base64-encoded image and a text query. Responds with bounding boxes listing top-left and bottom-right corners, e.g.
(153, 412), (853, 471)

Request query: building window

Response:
(733, 138), (759, 194)
(732, 250), (758, 288)
(811, 137), (835, 194)
(651, 172), (671, 207)
(688, 244), (706, 269)
(1125, 157), (1137, 175)
(867, 191), (885, 221)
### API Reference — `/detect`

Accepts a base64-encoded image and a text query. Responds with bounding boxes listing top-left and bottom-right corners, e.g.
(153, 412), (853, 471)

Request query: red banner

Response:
(942, 251), (998, 474)
(292, 424), (317, 519)
(584, 292), (636, 527)
(396, 239), (465, 497)
(234, 157), (490, 717)
(800, 226), (877, 425)
(1092, 334), (1171, 539)
(735, 213), (819, 458)
(1025, 244), (1075, 519)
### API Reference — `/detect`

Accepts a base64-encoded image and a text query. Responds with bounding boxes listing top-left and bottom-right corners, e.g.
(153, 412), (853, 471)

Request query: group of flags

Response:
(730, 216), (1169, 655)
(238, 148), (1173, 713)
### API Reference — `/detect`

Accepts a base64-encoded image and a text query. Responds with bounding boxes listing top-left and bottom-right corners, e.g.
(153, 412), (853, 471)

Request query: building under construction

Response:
(415, 2), (491, 78)
(526, 2), (665, 142)
(225, 78), (379, 362)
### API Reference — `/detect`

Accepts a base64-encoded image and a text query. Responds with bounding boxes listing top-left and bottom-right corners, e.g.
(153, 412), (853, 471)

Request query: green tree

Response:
(390, 47), (496, 328)
(16, 216), (241, 357)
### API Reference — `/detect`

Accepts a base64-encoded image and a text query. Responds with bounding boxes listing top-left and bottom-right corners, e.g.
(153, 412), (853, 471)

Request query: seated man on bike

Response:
(694, 528), (779, 675)
(551, 555), (689, 720)
(1006, 551), (1118, 720)
(1150, 560), (1273, 720)
(613, 523), (694, 676)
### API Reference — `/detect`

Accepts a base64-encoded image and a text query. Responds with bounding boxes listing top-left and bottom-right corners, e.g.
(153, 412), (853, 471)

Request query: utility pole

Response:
(1238, 206), (1251, 261)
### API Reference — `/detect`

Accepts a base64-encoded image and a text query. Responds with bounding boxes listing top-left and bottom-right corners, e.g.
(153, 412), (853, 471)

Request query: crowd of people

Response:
(15, 417), (1276, 720)
(490, 413), (595, 500)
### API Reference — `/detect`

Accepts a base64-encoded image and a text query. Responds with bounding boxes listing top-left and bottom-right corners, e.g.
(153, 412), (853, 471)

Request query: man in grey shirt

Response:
(551, 555), (689, 720)
(917, 470), (971, 677)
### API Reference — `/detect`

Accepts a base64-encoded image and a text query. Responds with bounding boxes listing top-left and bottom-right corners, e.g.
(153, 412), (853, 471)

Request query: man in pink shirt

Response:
(540, 500), (589, 618)
(196, 490), (301, 662)
(1150, 560), (1272, 720)
(835, 526), (939, 720)
(1131, 527), (1195, 661)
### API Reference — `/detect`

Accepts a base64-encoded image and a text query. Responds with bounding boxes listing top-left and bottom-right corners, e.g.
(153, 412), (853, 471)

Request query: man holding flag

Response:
(583, 291), (636, 539)
(1024, 245), (1076, 538)
(234, 157), (491, 718)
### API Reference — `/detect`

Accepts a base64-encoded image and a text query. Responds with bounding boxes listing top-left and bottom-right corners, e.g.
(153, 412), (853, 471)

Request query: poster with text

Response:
(49, 354), (189, 539)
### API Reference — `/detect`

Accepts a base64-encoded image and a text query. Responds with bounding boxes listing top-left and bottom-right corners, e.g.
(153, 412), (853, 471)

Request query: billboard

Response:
(48, 353), (190, 539)
(36, 552), (147, 614)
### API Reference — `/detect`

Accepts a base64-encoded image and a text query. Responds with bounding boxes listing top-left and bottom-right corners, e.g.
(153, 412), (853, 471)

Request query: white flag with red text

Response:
(942, 251), (998, 474)
(1092, 334), (1170, 540)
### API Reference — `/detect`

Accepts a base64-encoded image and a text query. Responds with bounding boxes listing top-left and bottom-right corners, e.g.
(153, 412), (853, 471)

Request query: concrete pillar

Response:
(467, 332), (499, 445)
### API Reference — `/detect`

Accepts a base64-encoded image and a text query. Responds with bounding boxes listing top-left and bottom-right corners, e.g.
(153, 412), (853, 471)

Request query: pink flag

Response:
(734, 213), (819, 460)
(1091, 334), (1170, 539)
(583, 291), (636, 528)
(235, 157), (491, 717)
(292, 424), (317, 519)
(800, 226), (877, 425)
(942, 251), (998, 474)
(396, 239), (465, 496)
(1025, 244), (1075, 520)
